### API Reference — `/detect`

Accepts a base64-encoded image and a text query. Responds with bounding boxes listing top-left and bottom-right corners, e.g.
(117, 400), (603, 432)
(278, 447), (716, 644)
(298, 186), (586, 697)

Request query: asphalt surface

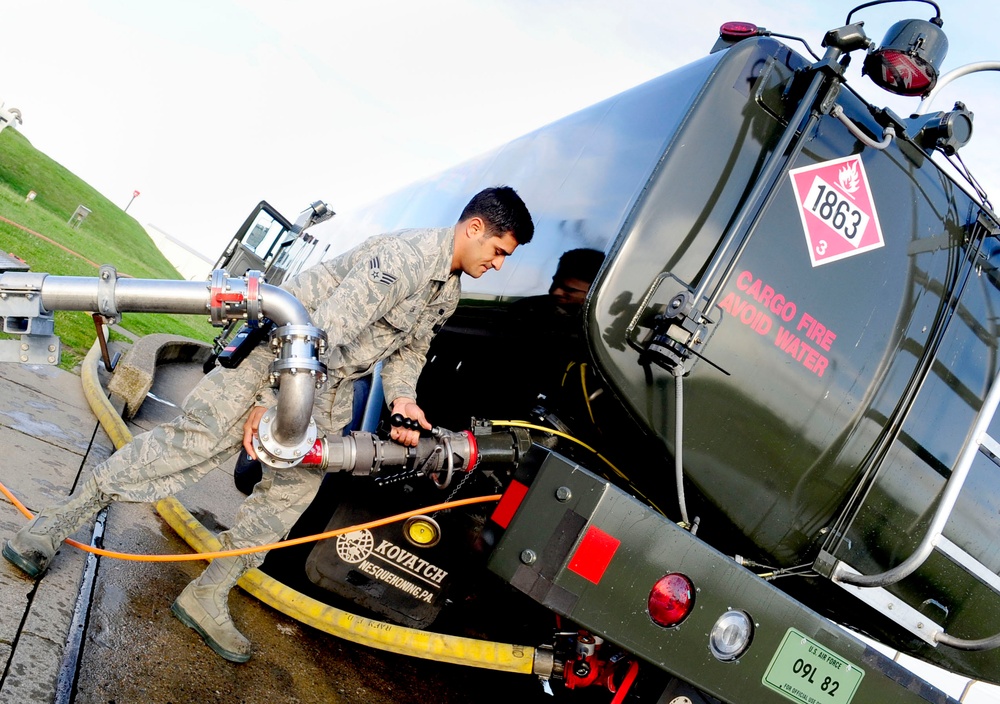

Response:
(0, 338), (557, 703)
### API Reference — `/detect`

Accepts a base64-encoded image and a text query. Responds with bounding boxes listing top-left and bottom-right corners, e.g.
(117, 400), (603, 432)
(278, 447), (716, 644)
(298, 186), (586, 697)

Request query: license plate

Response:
(762, 628), (865, 704)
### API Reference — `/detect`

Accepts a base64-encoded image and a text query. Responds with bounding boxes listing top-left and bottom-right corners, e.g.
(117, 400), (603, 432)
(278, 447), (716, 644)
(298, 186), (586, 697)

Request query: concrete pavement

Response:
(0, 340), (550, 703)
(0, 360), (110, 703)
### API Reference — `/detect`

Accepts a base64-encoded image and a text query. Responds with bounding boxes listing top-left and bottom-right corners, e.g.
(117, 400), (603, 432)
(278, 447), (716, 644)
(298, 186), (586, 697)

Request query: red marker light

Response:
(864, 49), (935, 96)
(720, 22), (759, 42)
(863, 18), (948, 97)
(647, 573), (695, 628)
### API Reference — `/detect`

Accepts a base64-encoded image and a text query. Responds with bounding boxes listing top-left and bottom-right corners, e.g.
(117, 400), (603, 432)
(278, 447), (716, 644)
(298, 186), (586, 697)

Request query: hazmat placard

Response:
(789, 155), (885, 267)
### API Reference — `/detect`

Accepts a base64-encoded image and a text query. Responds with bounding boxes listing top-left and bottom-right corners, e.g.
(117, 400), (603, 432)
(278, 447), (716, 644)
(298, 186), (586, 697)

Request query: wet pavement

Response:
(0, 340), (554, 703)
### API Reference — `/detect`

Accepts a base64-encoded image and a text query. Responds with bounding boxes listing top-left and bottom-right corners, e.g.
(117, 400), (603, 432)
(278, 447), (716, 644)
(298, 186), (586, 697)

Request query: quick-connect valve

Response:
(208, 269), (265, 326)
(300, 429), (479, 488)
(296, 421), (532, 488)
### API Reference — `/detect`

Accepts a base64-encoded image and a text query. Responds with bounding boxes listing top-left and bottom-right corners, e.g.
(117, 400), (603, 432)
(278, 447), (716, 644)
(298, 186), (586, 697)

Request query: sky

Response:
(1, 0), (999, 262)
(2, 1), (1000, 698)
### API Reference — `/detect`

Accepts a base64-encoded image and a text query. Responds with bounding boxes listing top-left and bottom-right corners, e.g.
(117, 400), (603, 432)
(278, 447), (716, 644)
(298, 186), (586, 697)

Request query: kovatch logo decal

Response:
(335, 529), (449, 604)
(788, 154), (885, 267)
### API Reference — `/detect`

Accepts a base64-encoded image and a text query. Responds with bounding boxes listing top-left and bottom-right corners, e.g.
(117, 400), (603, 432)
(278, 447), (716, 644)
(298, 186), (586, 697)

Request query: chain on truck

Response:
(4, 2), (1000, 702)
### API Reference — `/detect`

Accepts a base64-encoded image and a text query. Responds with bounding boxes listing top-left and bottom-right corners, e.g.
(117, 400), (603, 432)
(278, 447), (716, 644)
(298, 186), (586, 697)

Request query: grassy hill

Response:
(0, 127), (217, 370)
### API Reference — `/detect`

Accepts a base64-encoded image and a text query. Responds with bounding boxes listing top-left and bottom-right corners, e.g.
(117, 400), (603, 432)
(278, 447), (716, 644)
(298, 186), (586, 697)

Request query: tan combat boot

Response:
(171, 556), (252, 662)
(3, 475), (111, 578)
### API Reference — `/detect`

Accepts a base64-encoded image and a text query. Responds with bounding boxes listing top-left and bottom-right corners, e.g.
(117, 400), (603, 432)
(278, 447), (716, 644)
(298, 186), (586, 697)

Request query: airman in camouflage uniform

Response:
(3, 186), (534, 663)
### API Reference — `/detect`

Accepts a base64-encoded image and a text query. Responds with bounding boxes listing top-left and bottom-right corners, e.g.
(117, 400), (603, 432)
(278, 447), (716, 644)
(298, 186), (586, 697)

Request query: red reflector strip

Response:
(491, 479), (528, 529)
(568, 526), (620, 584)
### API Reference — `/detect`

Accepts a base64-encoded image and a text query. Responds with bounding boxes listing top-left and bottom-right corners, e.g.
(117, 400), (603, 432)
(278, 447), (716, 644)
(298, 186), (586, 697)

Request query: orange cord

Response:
(0, 478), (500, 562)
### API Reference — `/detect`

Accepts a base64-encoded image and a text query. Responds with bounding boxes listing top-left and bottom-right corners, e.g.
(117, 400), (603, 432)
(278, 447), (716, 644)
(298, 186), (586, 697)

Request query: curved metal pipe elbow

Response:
(256, 282), (328, 467)
(27, 267), (327, 468)
(259, 284), (312, 327)
(260, 283), (322, 446)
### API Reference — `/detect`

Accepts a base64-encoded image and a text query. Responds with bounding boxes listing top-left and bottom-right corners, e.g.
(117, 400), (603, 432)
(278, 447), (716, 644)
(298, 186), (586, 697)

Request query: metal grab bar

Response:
(833, 371), (1000, 589)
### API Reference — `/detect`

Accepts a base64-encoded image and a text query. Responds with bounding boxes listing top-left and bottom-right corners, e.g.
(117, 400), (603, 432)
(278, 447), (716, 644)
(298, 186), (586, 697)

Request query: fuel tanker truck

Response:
(3, 3), (1000, 703)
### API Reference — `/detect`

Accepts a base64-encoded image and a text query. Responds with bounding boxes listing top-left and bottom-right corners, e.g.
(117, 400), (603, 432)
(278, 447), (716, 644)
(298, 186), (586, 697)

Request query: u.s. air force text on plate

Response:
(763, 628), (865, 704)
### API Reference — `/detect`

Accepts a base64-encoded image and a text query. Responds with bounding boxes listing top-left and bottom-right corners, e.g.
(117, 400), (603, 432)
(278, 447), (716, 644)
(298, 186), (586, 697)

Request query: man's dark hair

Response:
(459, 186), (534, 244)
(554, 248), (605, 286)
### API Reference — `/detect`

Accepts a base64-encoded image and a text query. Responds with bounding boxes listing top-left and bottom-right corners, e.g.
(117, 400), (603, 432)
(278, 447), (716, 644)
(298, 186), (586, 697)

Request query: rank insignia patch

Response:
(369, 257), (398, 287)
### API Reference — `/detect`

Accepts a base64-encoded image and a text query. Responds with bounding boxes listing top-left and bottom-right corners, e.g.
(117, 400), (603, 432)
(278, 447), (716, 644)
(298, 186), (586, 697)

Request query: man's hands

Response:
(243, 405), (268, 460)
(242, 397), (430, 461)
(390, 397), (431, 447)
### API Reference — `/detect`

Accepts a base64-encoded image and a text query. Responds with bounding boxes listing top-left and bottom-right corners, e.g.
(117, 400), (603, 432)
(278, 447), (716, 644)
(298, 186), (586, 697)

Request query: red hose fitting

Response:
(462, 430), (478, 472)
(299, 437), (328, 470)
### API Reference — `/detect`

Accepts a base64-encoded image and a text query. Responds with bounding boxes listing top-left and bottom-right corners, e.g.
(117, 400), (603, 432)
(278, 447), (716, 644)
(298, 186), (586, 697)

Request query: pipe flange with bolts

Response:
(255, 411), (319, 468)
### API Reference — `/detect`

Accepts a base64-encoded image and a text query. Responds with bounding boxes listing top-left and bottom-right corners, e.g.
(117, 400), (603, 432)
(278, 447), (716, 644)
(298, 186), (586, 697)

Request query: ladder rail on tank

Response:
(826, 365), (1000, 650)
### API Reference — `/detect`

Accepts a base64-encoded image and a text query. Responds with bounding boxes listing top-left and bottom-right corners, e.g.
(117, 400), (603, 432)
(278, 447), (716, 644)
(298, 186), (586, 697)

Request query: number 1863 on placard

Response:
(803, 176), (870, 248)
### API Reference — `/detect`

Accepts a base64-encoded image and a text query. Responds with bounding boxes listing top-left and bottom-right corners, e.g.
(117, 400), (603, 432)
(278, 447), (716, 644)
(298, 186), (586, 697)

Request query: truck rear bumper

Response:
(487, 449), (957, 704)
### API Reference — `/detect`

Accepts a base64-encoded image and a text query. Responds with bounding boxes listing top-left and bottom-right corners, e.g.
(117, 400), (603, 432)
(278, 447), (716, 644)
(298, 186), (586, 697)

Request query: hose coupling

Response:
(254, 407), (319, 469)
(268, 323), (329, 388)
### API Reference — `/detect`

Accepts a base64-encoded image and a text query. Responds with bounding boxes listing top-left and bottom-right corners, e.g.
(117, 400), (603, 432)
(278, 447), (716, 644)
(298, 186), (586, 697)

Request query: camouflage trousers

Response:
(92, 346), (351, 570)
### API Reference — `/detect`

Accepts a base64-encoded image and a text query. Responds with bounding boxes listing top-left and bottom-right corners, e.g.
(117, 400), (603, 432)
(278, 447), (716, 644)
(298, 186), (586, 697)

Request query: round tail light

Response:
(647, 573), (695, 628)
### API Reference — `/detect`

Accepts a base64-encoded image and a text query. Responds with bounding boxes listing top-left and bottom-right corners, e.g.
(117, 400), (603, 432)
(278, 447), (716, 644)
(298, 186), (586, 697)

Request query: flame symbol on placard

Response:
(838, 162), (861, 195)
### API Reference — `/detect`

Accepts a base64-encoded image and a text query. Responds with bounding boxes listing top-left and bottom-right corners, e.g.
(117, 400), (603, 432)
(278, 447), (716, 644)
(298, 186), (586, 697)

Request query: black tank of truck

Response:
(282, 9), (1000, 685)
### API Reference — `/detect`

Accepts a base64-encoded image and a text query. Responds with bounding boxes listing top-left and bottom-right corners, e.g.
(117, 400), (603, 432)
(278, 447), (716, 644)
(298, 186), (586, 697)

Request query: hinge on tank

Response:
(969, 210), (998, 279)
(626, 272), (729, 377)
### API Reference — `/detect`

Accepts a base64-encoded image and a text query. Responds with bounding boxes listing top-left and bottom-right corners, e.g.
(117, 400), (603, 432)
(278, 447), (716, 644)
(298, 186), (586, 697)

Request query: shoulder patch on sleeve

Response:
(368, 256), (398, 287)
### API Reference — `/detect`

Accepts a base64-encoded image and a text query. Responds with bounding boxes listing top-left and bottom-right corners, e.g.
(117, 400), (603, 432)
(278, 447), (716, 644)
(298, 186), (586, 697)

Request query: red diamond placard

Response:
(789, 154), (885, 267)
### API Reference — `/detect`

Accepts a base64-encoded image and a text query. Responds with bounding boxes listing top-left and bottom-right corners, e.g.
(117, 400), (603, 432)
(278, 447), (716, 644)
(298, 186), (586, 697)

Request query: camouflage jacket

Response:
(255, 227), (460, 416)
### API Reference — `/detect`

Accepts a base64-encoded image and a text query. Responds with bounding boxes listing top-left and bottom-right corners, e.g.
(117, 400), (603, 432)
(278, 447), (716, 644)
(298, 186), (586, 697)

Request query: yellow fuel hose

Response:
(70, 337), (537, 674)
